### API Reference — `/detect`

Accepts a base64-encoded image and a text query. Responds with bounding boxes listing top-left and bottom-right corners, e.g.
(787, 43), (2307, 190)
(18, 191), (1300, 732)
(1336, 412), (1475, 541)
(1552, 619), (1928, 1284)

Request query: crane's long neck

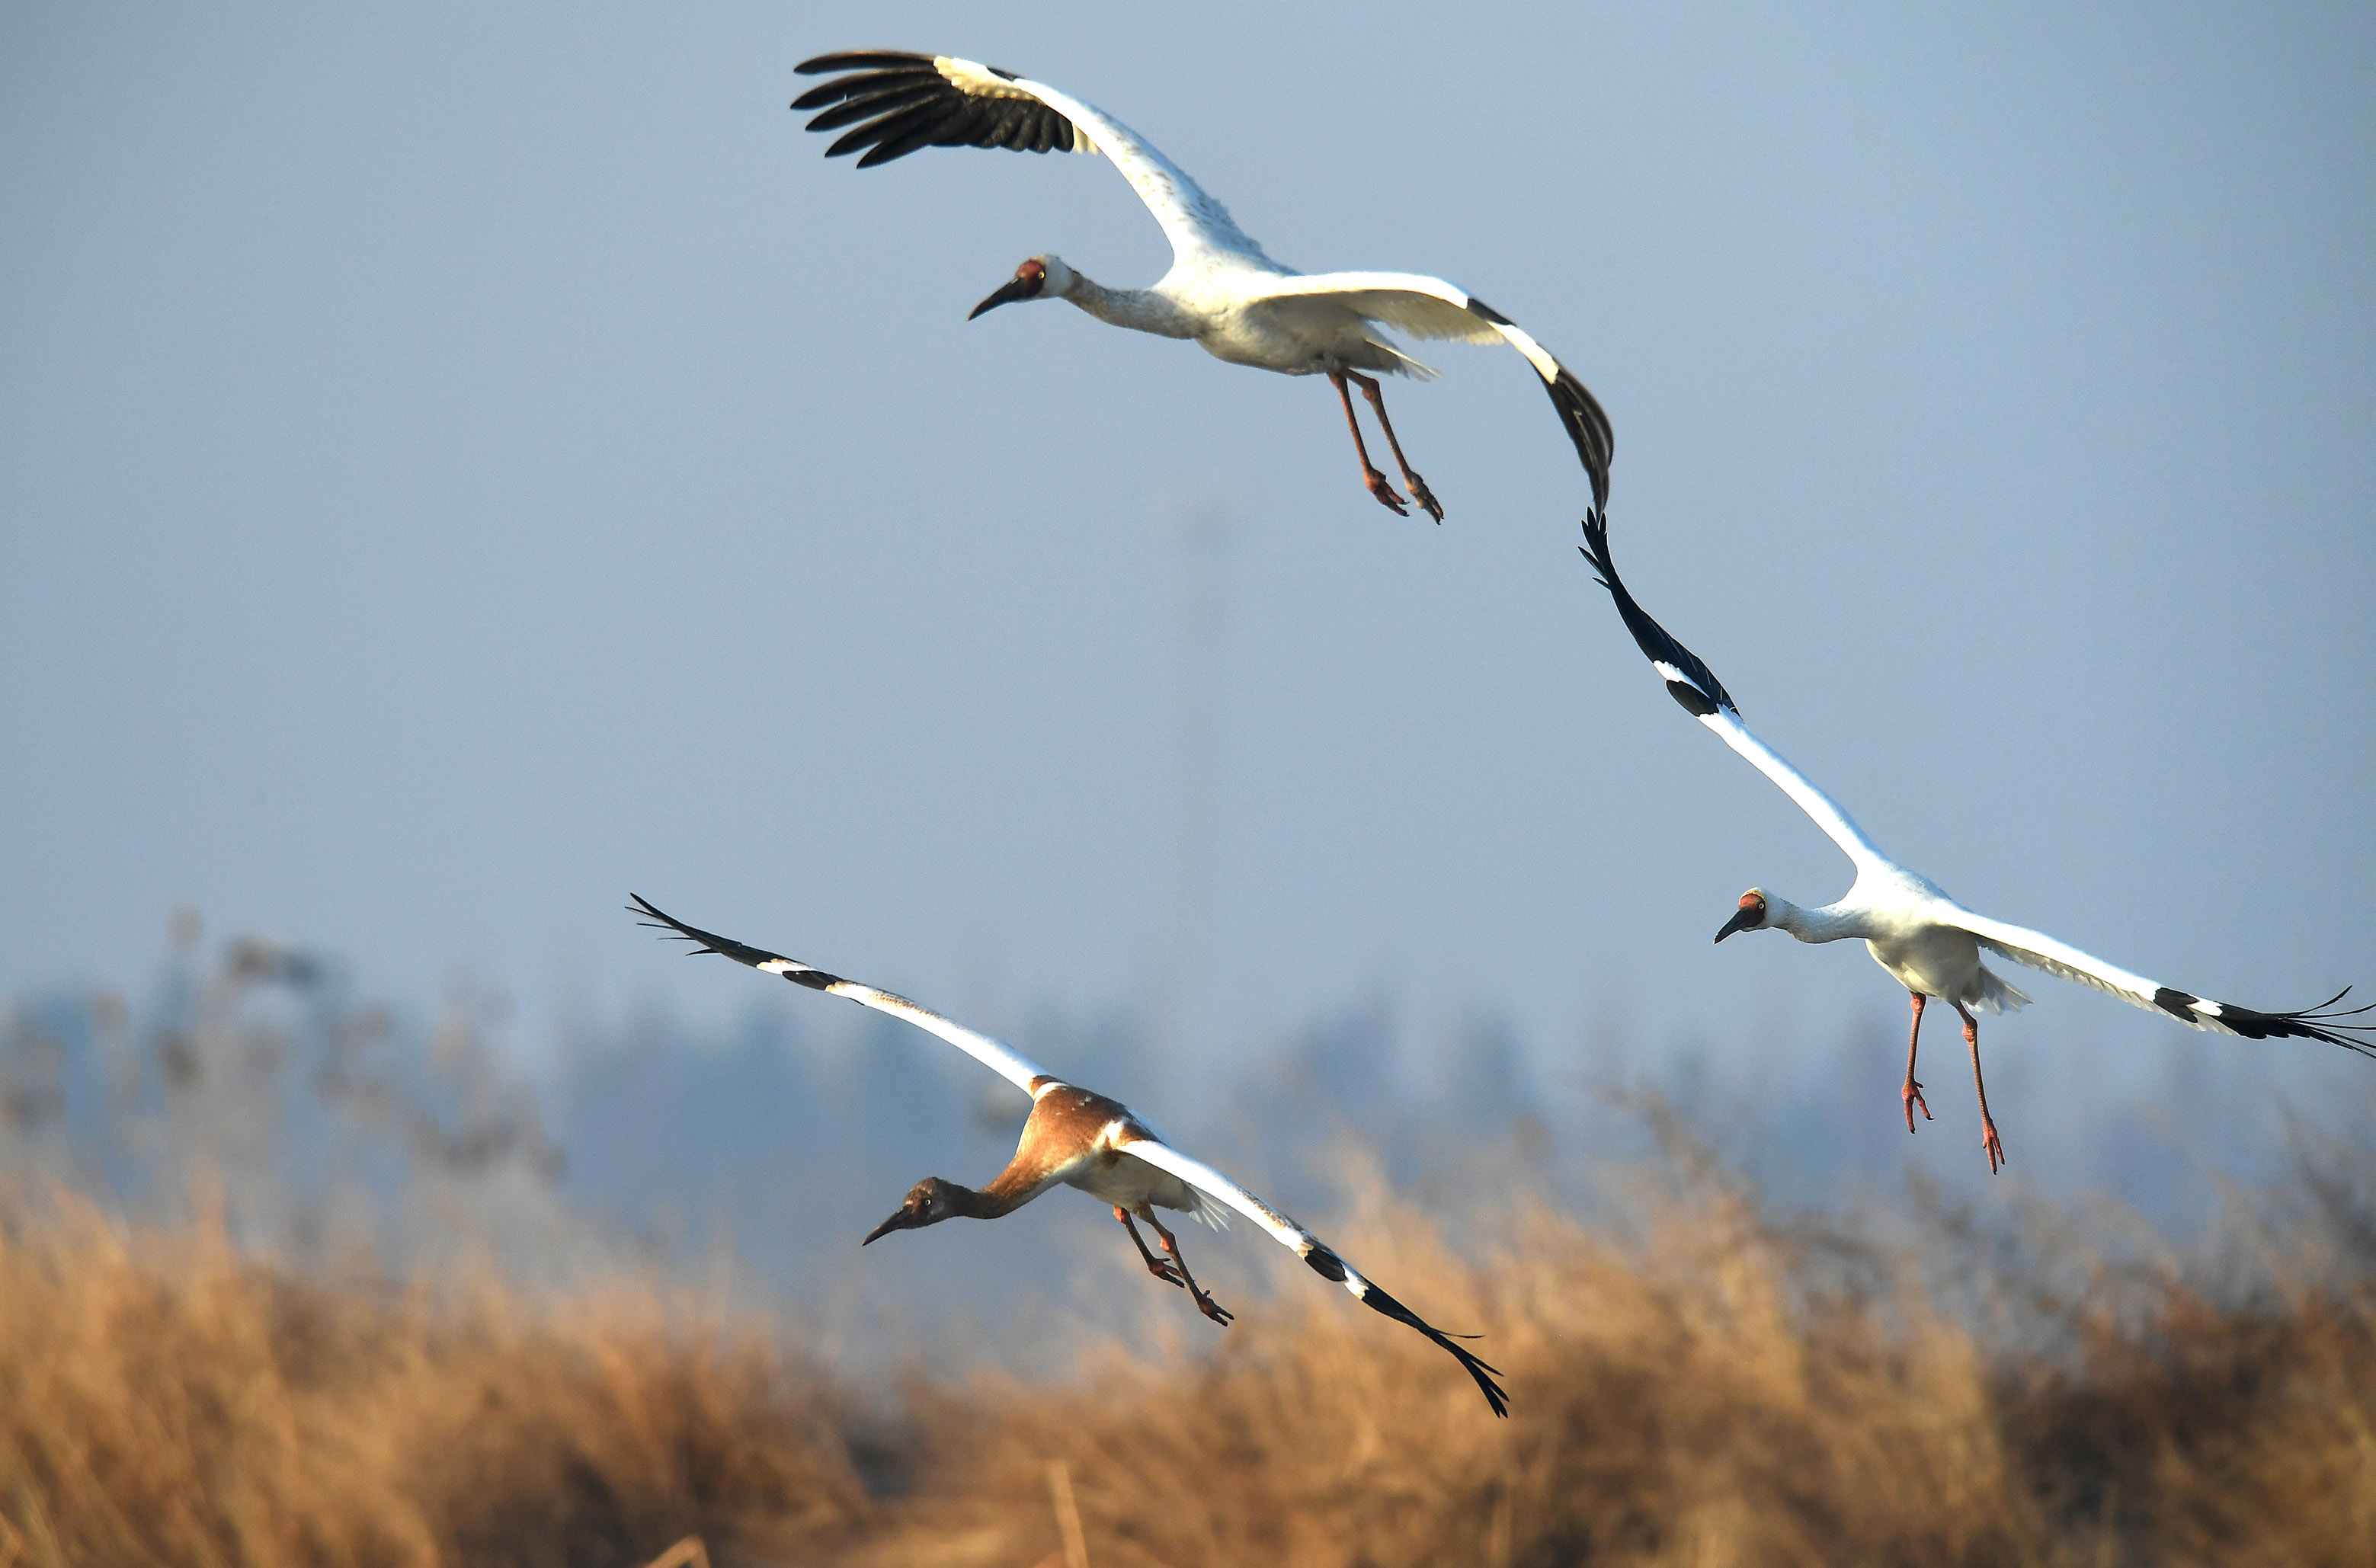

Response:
(1769, 896), (1868, 946)
(1062, 270), (1197, 338)
(938, 1179), (1033, 1221)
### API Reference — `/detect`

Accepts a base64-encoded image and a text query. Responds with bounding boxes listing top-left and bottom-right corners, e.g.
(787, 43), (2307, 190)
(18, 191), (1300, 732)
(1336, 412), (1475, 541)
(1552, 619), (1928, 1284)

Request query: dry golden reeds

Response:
(2, 1135), (2372, 1567)
(0, 1189), (873, 1568)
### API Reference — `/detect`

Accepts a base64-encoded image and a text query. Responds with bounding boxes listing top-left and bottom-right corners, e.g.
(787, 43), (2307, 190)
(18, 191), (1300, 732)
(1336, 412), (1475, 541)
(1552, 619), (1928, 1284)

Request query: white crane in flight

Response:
(791, 50), (1614, 525)
(1577, 510), (2374, 1173)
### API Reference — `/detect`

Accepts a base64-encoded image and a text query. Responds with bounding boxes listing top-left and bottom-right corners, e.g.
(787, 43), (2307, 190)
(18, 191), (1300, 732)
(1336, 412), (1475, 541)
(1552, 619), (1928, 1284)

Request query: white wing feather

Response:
(1700, 708), (1893, 875)
(627, 896), (1047, 1096)
(1000, 70), (1275, 267)
(1120, 1138), (1330, 1265)
(1933, 907), (2185, 1020)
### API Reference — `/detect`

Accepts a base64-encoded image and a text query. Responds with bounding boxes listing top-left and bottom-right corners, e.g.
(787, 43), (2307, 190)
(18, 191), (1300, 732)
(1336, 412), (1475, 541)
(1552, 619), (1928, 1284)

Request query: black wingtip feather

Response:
(1577, 510), (1738, 717)
(626, 894), (843, 989)
(1353, 1279), (1510, 1417)
(794, 50), (934, 76)
(791, 52), (1077, 165)
(2221, 986), (2376, 1059)
(1547, 370), (1614, 512)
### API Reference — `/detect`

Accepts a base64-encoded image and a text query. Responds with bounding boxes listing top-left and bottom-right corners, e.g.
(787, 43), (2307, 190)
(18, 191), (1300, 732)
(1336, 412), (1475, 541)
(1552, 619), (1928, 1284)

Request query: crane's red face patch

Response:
(1715, 890), (1767, 944)
(969, 259), (1049, 318)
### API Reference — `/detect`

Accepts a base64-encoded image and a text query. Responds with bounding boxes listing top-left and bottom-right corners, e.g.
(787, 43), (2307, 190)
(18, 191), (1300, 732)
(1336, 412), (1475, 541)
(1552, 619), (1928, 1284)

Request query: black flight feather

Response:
(1578, 509), (1738, 717)
(627, 894), (841, 992)
(792, 52), (1080, 167)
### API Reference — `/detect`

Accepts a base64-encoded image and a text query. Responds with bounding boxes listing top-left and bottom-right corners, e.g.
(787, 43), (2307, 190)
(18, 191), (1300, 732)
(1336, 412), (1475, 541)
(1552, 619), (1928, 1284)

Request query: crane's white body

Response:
(974, 68), (1555, 382)
(1703, 708), (2032, 1015)
(792, 53), (1612, 511)
(1579, 510), (2371, 1052)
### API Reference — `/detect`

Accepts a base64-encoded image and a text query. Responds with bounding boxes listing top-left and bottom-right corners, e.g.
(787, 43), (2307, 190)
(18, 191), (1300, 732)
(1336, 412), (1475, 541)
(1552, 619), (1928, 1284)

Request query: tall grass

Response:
(3, 933), (2371, 1565)
(0, 1188), (874, 1568)
(2, 1131), (2371, 1567)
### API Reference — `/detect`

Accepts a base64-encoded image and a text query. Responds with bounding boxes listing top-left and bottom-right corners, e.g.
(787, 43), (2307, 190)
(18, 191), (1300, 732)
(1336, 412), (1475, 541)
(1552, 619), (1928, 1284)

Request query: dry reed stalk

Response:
(3, 1139), (2374, 1565)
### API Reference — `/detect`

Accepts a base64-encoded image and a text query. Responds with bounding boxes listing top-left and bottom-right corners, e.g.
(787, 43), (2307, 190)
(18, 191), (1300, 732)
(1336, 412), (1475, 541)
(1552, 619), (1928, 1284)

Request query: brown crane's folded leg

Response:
(1114, 1205), (1184, 1287)
(1142, 1208), (1232, 1325)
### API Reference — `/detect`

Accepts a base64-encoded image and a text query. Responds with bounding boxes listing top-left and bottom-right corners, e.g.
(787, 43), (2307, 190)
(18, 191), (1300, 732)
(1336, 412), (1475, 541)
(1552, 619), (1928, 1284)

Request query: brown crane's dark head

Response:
(863, 1176), (966, 1243)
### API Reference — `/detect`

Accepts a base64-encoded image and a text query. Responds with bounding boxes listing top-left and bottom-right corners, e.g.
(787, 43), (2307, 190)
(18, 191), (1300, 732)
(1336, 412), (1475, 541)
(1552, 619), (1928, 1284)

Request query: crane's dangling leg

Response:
(1144, 1208), (1233, 1325)
(1902, 992), (1933, 1134)
(1114, 1205), (1184, 1287)
(1329, 371), (1409, 517)
(1954, 1001), (2006, 1174)
(1344, 370), (1443, 523)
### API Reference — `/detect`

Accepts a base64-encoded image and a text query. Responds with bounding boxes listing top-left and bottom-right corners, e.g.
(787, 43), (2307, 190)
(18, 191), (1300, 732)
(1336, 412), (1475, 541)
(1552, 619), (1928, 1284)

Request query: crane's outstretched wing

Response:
(629, 894), (1050, 1096)
(1578, 510), (1890, 874)
(1929, 907), (2376, 1057)
(1249, 271), (1614, 510)
(792, 52), (1273, 267)
(1119, 1137), (1510, 1416)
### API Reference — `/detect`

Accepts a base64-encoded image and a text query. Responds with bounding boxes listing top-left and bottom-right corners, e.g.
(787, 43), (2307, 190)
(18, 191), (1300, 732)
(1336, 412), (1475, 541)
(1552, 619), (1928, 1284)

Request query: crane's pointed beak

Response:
(862, 1207), (915, 1246)
(969, 277), (1037, 320)
(1714, 907), (1760, 944)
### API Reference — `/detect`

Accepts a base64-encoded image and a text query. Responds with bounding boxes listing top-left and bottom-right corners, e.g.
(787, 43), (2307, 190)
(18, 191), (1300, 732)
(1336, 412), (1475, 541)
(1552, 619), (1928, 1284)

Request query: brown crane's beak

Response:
(1714, 906), (1761, 943)
(861, 1206), (917, 1246)
(969, 275), (1039, 319)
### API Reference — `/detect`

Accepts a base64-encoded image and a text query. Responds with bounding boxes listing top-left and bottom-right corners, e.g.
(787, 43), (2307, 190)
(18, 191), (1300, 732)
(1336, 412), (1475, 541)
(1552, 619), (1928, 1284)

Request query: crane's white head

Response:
(969, 254), (1074, 318)
(862, 1176), (964, 1243)
(1715, 888), (1770, 943)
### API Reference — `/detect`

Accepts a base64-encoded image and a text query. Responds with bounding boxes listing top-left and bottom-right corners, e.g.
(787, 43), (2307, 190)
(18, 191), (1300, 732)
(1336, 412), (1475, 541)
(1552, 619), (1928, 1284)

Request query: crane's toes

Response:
(1362, 470), (1410, 516)
(1980, 1120), (2006, 1175)
(1144, 1259), (1186, 1288)
(1902, 1078), (1931, 1134)
(1192, 1290), (1234, 1326)
(1405, 475), (1444, 523)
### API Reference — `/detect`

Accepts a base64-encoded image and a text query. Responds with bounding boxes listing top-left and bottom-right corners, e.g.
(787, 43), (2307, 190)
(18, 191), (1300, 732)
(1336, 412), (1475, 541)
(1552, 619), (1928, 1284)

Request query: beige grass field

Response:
(3, 1121), (2371, 1568)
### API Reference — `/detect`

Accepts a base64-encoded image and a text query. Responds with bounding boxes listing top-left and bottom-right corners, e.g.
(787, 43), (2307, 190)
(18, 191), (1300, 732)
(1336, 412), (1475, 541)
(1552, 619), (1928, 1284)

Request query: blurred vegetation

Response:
(2, 923), (2372, 1566)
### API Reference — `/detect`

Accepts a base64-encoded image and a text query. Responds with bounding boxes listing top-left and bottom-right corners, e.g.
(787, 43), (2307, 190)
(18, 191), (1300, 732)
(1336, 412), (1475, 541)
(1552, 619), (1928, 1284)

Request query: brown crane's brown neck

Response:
(949, 1082), (1140, 1215)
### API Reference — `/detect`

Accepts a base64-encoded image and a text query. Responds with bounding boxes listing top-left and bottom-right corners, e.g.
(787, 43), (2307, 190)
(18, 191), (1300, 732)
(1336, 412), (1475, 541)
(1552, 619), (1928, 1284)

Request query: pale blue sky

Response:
(5, 3), (2372, 1138)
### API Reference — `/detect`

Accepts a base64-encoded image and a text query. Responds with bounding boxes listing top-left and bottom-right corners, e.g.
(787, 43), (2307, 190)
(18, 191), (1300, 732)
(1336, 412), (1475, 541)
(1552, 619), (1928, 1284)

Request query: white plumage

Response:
(1580, 511), (2374, 1173)
(792, 51), (1613, 523)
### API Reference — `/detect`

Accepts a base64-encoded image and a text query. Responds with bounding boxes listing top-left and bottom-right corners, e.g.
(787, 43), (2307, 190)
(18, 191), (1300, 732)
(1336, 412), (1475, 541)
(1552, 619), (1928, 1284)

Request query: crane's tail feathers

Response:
(1972, 965), (2032, 1014)
(1187, 1186), (1232, 1231)
(1366, 337), (1440, 380)
(1577, 510), (1739, 718)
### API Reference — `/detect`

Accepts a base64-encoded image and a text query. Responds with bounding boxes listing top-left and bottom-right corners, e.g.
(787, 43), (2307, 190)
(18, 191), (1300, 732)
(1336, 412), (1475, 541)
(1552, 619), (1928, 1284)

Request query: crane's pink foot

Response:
(1116, 1206), (1185, 1286)
(1363, 469), (1410, 515)
(1404, 472), (1443, 523)
(1190, 1288), (1234, 1326)
(1980, 1118), (2006, 1175)
(1902, 1077), (1931, 1134)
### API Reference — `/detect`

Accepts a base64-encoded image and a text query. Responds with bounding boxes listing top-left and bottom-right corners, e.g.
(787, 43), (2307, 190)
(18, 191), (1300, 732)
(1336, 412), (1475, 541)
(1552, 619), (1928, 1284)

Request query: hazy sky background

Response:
(6, 3), (2373, 1160)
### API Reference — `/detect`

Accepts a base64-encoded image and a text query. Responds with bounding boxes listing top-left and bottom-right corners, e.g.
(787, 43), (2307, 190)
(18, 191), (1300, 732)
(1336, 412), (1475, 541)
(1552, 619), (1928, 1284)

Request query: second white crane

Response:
(792, 50), (1615, 523)
(1578, 511), (2374, 1173)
